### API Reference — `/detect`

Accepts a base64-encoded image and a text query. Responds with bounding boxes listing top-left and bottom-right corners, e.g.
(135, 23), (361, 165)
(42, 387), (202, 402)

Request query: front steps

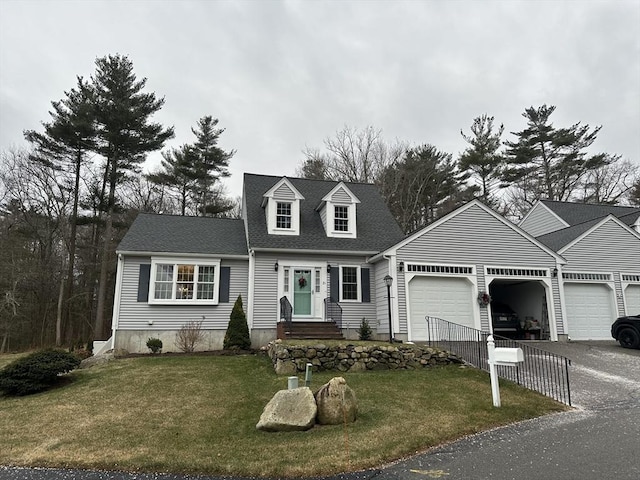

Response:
(277, 321), (344, 340)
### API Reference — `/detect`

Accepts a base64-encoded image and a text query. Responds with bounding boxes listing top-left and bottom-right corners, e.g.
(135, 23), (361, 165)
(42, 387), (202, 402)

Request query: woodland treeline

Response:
(1, 54), (638, 352)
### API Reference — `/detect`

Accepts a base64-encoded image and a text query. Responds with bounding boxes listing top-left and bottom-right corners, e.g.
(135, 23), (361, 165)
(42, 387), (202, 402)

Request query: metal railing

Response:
(425, 316), (572, 406)
(324, 297), (343, 328)
(279, 296), (292, 331)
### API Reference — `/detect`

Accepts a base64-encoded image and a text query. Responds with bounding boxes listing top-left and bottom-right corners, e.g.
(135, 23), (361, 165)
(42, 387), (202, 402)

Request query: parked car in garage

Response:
(491, 301), (524, 339)
(611, 315), (640, 349)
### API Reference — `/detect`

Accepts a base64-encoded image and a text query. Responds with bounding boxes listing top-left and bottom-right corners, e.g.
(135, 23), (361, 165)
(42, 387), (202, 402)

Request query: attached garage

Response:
(625, 284), (640, 315)
(564, 283), (616, 340)
(408, 276), (475, 341)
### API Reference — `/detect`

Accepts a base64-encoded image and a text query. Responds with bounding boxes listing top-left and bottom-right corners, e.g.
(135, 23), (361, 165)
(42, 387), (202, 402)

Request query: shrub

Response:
(175, 320), (205, 353)
(146, 337), (163, 354)
(357, 318), (372, 341)
(0, 349), (81, 396)
(223, 295), (251, 350)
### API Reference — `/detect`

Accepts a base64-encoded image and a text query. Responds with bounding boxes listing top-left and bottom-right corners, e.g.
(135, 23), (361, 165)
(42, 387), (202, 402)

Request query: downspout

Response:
(247, 249), (255, 331)
(110, 253), (125, 350)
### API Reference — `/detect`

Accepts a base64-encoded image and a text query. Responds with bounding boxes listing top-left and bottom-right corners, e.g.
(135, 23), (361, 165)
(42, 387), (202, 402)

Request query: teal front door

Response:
(293, 269), (312, 316)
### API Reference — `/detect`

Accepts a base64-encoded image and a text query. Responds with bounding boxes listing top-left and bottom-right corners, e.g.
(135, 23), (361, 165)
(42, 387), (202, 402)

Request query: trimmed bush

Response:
(357, 318), (372, 340)
(146, 337), (163, 354)
(223, 295), (251, 350)
(0, 349), (81, 396)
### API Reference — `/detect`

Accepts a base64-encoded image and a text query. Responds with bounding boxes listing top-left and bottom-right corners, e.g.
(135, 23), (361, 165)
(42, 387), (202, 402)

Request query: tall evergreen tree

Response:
(458, 114), (504, 206)
(502, 105), (609, 214)
(23, 77), (97, 346)
(90, 54), (174, 339)
(147, 145), (199, 216)
(190, 116), (235, 216)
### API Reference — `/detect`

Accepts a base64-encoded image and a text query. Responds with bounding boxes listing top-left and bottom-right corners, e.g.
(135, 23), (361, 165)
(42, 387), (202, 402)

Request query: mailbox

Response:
(492, 347), (524, 366)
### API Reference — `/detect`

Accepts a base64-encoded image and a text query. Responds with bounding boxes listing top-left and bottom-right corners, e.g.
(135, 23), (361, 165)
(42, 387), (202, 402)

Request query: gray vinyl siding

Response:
(476, 264), (490, 331)
(561, 220), (640, 272)
(320, 205), (327, 232)
(520, 203), (567, 237)
(117, 256), (248, 330)
(374, 259), (390, 333)
(398, 204), (557, 266)
(331, 188), (352, 203)
(253, 252), (376, 328)
(396, 267), (407, 333)
(274, 183), (296, 200)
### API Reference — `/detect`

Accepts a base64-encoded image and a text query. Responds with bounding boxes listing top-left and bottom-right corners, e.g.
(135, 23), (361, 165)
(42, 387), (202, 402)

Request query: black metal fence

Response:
(424, 316), (572, 405)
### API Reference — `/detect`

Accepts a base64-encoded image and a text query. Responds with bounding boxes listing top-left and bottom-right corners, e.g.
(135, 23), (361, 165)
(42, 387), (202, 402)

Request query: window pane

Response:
(284, 268), (289, 293)
(176, 283), (193, 299)
(276, 202), (292, 228)
(198, 265), (216, 283)
(177, 264), (194, 282)
(197, 283), (215, 300)
(154, 282), (172, 299)
(335, 206), (348, 231)
(155, 264), (173, 282)
(342, 267), (358, 300)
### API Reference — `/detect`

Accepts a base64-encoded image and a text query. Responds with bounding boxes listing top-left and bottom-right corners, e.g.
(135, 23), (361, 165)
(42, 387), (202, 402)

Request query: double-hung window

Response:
(276, 202), (292, 229)
(340, 266), (360, 301)
(150, 258), (220, 304)
(334, 205), (349, 232)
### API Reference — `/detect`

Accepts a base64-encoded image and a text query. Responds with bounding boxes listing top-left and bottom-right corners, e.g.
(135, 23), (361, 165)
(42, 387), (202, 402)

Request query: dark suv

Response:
(611, 314), (640, 349)
(491, 301), (523, 338)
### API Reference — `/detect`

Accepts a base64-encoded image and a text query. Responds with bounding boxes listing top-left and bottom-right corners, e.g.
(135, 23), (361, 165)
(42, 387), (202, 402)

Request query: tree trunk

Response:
(56, 263), (64, 346)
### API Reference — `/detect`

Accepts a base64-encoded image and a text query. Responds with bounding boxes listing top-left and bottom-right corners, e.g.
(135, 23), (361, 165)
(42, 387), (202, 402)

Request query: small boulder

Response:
(256, 387), (317, 432)
(79, 353), (115, 369)
(315, 377), (357, 425)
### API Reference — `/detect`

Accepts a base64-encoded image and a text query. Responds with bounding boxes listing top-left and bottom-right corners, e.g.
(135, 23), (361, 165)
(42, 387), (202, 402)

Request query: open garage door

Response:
(625, 284), (640, 315)
(564, 283), (616, 340)
(408, 276), (475, 341)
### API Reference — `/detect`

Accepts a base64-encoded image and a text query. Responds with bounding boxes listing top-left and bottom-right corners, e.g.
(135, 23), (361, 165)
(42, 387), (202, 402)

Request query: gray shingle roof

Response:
(541, 200), (640, 226)
(243, 173), (404, 252)
(117, 214), (248, 256)
(536, 217), (602, 251)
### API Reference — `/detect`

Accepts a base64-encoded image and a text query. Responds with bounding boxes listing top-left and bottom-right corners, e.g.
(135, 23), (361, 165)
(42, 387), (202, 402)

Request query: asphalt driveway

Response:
(2, 341), (639, 480)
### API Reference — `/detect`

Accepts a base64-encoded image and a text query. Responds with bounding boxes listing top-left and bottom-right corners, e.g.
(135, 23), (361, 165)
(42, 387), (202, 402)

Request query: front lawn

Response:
(0, 352), (567, 477)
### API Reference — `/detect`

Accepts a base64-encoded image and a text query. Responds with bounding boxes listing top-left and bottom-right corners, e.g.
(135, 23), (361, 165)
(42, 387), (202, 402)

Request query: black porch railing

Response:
(424, 316), (572, 406)
(324, 297), (343, 328)
(279, 296), (292, 331)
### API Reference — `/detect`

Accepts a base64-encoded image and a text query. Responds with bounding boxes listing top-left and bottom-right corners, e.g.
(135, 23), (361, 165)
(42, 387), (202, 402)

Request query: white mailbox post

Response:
(487, 335), (524, 407)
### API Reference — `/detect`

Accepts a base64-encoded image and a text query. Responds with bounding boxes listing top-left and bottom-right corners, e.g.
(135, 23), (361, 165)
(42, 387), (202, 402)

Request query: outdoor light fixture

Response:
(383, 274), (393, 343)
(552, 267), (558, 278)
(274, 261), (279, 272)
(398, 261), (404, 272)
(327, 264), (331, 273)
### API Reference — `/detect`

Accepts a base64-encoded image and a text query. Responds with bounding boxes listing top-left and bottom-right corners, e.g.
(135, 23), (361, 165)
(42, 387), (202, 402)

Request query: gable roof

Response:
(375, 199), (565, 263)
(540, 199), (640, 226)
(243, 173), (404, 253)
(117, 214), (248, 256)
(536, 214), (640, 253)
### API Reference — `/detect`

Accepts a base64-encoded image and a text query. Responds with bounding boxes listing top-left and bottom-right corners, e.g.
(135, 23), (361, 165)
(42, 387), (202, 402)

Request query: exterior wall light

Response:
(274, 261), (279, 272)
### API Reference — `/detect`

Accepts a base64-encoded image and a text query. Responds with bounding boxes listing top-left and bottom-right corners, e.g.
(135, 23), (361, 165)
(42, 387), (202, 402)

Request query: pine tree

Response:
(223, 295), (251, 350)
(91, 54), (174, 339)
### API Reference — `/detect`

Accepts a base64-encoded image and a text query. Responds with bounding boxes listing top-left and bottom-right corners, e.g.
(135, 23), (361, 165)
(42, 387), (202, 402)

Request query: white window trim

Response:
(327, 203), (357, 238)
(339, 265), (361, 302)
(149, 257), (221, 305)
(267, 198), (301, 235)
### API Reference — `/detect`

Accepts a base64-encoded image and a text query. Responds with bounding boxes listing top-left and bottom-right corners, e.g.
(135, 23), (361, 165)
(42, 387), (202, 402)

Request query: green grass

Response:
(0, 352), (567, 477)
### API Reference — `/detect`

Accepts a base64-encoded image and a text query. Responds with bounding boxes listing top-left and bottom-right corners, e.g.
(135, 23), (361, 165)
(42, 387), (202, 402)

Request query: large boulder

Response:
(79, 353), (115, 369)
(315, 377), (357, 425)
(256, 387), (317, 432)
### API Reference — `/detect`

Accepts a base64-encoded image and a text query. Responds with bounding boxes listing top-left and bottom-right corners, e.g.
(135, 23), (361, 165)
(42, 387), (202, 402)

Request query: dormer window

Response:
(262, 177), (305, 236)
(334, 206), (349, 231)
(276, 202), (292, 229)
(318, 182), (360, 239)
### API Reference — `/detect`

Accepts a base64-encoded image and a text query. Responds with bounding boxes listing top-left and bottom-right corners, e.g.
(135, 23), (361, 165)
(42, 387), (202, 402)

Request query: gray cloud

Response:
(1, 0), (638, 198)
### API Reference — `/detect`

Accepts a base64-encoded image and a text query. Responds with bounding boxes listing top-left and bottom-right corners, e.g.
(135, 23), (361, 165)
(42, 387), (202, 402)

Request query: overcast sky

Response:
(1, 0), (639, 198)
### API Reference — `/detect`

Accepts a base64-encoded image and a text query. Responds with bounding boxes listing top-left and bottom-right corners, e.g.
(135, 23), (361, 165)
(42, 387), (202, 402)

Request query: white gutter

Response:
(110, 253), (125, 350)
(251, 247), (379, 256)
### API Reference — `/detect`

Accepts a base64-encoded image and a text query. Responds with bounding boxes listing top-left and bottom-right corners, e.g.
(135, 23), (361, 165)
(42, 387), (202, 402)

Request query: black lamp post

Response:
(384, 274), (393, 343)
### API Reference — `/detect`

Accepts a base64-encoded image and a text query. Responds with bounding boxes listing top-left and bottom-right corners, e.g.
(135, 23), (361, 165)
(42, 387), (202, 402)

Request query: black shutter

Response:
(330, 266), (340, 302)
(361, 268), (370, 303)
(137, 264), (151, 302)
(219, 266), (231, 303)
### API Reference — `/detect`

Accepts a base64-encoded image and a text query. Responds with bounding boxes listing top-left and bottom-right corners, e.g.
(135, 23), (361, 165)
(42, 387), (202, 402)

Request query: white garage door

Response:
(408, 276), (475, 341)
(625, 285), (640, 316)
(564, 283), (616, 340)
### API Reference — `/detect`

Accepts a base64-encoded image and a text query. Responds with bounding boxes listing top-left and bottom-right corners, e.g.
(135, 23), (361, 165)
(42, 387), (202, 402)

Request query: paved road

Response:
(2, 341), (639, 480)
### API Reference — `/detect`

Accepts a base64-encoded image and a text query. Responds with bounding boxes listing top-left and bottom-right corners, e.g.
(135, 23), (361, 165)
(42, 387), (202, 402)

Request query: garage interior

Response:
(488, 279), (550, 340)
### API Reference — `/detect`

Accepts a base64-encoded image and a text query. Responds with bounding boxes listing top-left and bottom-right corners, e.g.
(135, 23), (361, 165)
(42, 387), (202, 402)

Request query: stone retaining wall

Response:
(267, 341), (461, 375)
